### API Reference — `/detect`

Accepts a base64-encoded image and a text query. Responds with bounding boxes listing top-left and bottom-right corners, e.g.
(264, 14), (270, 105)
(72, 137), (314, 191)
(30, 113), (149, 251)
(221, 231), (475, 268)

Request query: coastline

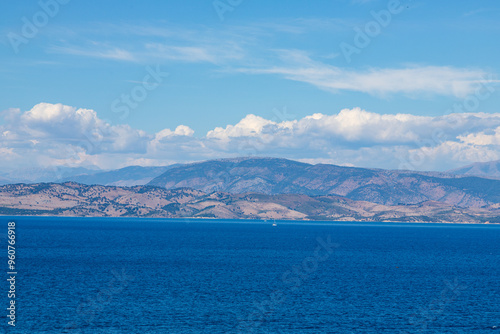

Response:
(1, 214), (499, 225)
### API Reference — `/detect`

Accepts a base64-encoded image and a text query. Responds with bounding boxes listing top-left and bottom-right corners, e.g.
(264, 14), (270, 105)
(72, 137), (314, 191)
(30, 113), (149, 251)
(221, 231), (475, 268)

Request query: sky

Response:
(1, 0), (500, 172)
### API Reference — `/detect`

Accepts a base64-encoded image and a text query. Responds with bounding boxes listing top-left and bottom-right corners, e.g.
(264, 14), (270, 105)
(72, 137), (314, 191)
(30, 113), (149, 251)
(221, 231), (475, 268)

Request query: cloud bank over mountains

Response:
(1, 102), (500, 171)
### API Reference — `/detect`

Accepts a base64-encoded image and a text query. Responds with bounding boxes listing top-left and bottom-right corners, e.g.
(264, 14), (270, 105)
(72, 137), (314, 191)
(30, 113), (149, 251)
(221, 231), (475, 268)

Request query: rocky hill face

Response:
(147, 157), (500, 208)
(0, 182), (498, 223)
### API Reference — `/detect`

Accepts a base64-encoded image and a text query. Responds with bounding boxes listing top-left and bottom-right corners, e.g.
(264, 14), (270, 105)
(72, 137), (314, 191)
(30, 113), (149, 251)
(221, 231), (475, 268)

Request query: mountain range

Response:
(147, 157), (500, 208)
(0, 157), (499, 223)
(2, 158), (499, 186)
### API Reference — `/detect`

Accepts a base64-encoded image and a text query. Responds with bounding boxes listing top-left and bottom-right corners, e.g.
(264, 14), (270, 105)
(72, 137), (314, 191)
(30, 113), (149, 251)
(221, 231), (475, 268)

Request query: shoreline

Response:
(1, 214), (499, 225)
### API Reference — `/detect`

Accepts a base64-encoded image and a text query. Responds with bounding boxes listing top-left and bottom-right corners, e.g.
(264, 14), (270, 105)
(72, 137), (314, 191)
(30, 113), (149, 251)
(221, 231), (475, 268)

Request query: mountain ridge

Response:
(147, 157), (500, 208)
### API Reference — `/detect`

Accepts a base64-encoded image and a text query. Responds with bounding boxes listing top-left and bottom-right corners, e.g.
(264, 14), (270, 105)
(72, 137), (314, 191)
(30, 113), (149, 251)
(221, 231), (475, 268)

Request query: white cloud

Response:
(236, 51), (497, 98)
(205, 108), (499, 148)
(409, 140), (500, 171)
(20, 103), (105, 139)
(200, 108), (500, 170)
(2, 103), (500, 172)
(149, 125), (196, 152)
(207, 114), (276, 140)
(458, 126), (500, 146)
(0, 103), (150, 169)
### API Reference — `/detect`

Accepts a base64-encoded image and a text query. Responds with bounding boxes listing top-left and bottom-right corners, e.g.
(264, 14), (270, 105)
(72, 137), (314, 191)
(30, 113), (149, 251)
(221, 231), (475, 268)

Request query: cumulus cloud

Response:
(207, 115), (278, 140)
(205, 108), (500, 148)
(201, 108), (500, 170)
(149, 125), (196, 152)
(2, 103), (500, 172)
(458, 126), (500, 146)
(20, 103), (105, 139)
(0, 103), (192, 169)
(6, 103), (151, 155)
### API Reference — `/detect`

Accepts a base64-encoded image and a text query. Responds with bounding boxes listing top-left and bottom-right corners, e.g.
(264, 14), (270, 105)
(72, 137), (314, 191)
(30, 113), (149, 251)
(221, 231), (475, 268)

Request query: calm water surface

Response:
(2, 217), (500, 333)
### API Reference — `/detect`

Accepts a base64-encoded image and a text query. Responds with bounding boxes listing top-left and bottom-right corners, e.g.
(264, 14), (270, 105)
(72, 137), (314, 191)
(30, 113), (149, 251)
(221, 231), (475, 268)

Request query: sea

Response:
(1, 217), (499, 334)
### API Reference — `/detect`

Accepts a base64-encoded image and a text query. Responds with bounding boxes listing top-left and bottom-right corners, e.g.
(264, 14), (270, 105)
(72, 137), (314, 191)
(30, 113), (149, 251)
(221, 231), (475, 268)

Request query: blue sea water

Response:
(1, 217), (500, 334)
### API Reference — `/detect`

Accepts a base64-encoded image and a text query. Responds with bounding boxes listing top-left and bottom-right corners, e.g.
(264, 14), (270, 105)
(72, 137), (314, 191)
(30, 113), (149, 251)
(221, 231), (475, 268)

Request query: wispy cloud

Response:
(463, 8), (491, 17)
(145, 42), (245, 64)
(37, 21), (500, 98)
(49, 45), (136, 61)
(234, 50), (498, 98)
(351, 0), (379, 4)
(249, 18), (351, 34)
(47, 22), (251, 64)
(145, 44), (216, 63)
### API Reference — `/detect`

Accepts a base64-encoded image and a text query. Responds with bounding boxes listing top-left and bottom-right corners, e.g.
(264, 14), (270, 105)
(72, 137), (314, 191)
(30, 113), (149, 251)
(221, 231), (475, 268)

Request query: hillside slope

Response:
(0, 182), (498, 223)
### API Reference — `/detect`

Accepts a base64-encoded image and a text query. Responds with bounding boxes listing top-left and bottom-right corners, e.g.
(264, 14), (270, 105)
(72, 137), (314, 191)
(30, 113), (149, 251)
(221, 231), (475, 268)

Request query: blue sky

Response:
(1, 0), (500, 171)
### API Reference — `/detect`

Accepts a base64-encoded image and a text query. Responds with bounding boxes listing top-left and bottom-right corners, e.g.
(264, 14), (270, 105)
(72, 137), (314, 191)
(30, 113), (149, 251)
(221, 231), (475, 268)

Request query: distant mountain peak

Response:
(448, 160), (500, 180)
(191, 156), (306, 165)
